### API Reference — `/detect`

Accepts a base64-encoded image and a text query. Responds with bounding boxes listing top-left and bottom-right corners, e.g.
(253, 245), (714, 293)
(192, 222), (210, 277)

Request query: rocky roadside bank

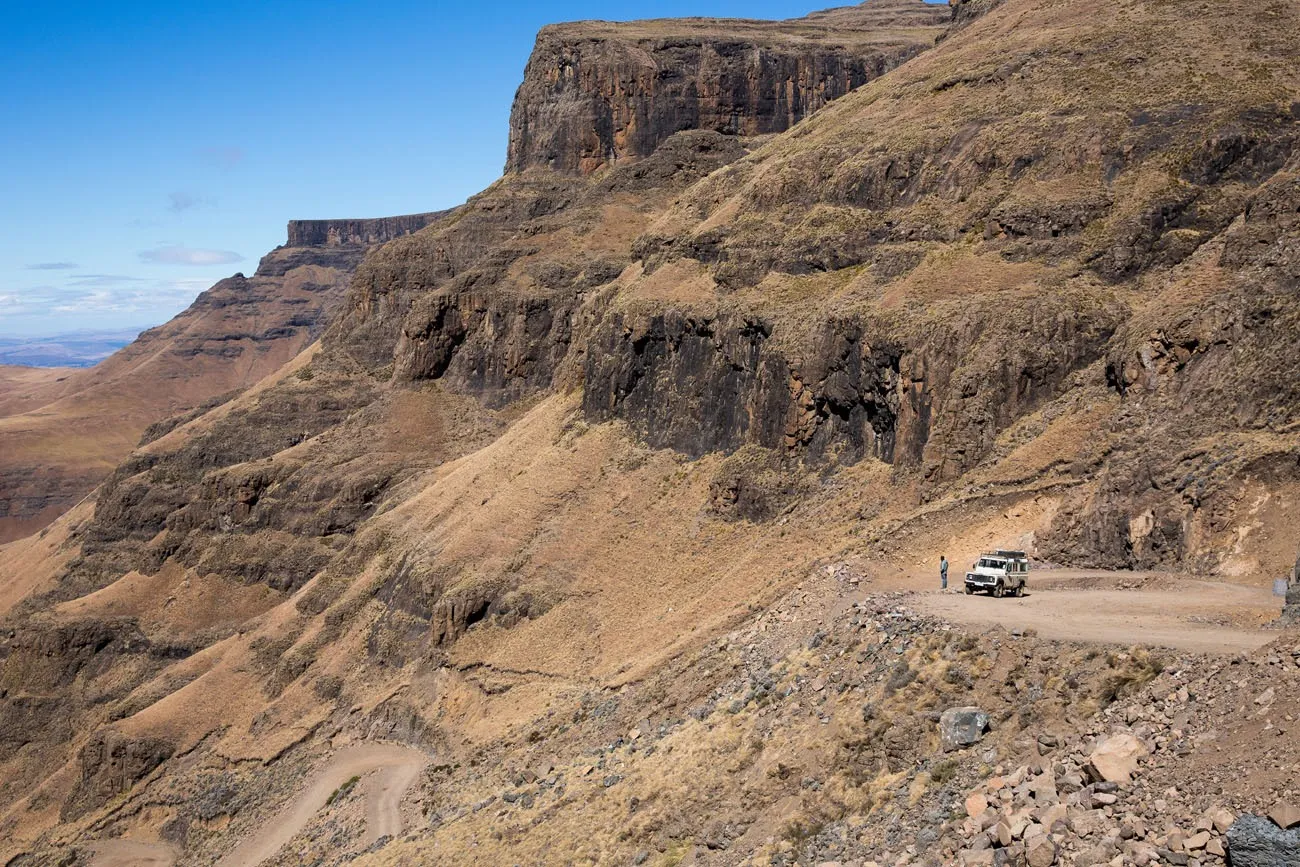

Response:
(945, 638), (1300, 867)
(327, 585), (1296, 866)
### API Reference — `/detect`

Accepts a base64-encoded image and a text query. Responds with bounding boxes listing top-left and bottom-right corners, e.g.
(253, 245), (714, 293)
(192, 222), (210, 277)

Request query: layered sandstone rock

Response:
(285, 212), (447, 247)
(506, 0), (948, 174)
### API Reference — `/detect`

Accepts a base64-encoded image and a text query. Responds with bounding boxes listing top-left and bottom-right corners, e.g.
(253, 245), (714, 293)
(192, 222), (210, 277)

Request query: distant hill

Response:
(0, 329), (141, 368)
(0, 213), (440, 543)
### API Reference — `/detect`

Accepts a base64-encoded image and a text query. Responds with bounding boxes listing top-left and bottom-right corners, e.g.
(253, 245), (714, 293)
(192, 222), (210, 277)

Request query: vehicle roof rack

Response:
(995, 549), (1027, 558)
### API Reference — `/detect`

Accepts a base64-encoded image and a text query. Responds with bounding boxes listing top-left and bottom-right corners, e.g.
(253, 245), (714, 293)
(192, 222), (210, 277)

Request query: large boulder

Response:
(939, 707), (991, 752)
(1227, 814), (1300, 866)
(1085, 732), (1147, 783)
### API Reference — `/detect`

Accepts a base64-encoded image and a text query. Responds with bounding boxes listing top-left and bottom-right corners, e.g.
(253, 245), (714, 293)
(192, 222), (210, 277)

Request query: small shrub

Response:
(326, 775), (360, 806)
(782, 817), (824, 844)
(929, 758), (959, 785)
(1096, 647), (1166, 706)
(884, 661), (916, 696)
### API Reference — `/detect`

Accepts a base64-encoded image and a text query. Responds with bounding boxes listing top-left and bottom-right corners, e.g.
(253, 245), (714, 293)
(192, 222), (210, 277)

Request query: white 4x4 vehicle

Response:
(964, 550), (1029, 597)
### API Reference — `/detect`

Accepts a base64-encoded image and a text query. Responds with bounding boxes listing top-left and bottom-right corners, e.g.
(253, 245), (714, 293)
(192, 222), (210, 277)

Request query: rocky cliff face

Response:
(945, 0), (1007, 32)
(285, 212), (448, 247)
(581, 292), (1121, 487)
(581, 312), (902, 463)
(505, 0), (948, 174)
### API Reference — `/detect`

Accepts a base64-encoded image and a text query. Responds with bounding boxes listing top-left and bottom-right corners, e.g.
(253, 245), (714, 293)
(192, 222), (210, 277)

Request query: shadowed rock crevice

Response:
(581, 298), (1117, 492)
(582, 312), (901, 463)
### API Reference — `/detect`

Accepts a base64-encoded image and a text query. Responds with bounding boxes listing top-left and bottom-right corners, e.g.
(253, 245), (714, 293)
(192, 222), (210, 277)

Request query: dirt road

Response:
(87, 839), (178, 867)
(913, 572), (1280, 653)
(215, 743), (428, 867)
(364, 747), (427, 845)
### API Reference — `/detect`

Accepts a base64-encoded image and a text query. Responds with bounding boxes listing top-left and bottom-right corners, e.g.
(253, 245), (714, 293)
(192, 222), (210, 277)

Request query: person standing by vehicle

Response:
(940, 555), (949, 591)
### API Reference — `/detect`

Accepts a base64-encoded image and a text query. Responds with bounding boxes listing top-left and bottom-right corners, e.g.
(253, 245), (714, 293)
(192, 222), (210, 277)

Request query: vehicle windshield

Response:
(978, 558), (1005, 569)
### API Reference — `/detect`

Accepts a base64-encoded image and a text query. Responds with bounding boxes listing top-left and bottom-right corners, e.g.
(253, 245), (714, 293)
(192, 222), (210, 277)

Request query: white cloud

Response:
(24, 262), (79, 270)
(0, 286), (61, 317)
(2, 277), (211, 322)
(67, 273), (148, 287)
(138, 245), (243, 266)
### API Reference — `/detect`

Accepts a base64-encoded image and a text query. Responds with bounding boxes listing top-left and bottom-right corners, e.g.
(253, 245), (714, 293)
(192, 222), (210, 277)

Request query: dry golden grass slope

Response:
(0, 0), (1298, 864)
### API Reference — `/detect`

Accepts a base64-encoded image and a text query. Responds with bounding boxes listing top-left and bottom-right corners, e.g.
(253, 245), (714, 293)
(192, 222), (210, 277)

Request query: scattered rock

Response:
(965, 792), (990, 819)
(940, 707), (991, 752)
(1025, 834), (1057, 867)
(1207, 806), (1236, 834)
(1270, 802), (1300, 830)
(1086, 732), (1147, 783)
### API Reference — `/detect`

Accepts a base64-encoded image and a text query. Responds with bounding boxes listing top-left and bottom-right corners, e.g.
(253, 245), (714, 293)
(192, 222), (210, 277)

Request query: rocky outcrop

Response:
(0, 616), (182, 790)
(582, 295), (1117, 491)
(1285, 583), (1300, 623)
(285, 212), (448, 247)
(395, 290), (580, 408)
(57, 363), (383, 601)
(64, 729), (175, 820)
(337, 130), (748, 386)
(946, 0), (1008, 32)
(582, 312), (901, 464)
(0, 619), (149, 693)
(506, 0), (948, 174)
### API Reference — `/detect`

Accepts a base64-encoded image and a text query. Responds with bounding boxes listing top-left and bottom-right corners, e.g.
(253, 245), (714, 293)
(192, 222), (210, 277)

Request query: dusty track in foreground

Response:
(214, 743), (428, 867)
(87, 839), (178, 867)
(912, 572), (1280, 653)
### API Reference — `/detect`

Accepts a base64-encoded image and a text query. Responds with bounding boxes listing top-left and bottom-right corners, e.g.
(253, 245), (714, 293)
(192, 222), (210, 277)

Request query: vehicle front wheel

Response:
(993, 582), (1005, 598)
(965, 585), (974, 595)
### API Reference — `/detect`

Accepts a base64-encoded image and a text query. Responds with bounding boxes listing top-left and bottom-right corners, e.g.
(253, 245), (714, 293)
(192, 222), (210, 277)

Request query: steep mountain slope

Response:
(0, 214), (440, 543)
(0, 0), (1298, 863)
(593, 0), (1300, 572)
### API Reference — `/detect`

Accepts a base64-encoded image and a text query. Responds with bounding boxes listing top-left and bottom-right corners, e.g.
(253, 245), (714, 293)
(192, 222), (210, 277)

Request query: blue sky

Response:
(1, 0), (943, 338)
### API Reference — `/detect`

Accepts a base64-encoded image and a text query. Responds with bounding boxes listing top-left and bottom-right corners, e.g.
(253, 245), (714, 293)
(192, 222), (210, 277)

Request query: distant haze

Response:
(0, 328), (141, 368)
